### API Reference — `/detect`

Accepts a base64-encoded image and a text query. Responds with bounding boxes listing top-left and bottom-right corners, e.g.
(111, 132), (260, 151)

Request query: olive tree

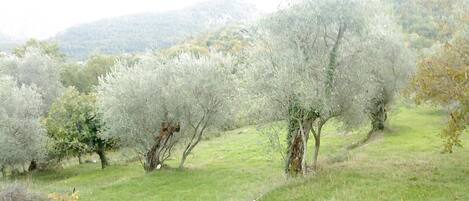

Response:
(336, 12), (416, 149)
(248, 0), (406, 175)
(363, 31), (415, 135)
(97, 52), (235, 171)
(0, 76), (46, 174)
(97, 56), (179, 171)
(0, 48), (64, 112)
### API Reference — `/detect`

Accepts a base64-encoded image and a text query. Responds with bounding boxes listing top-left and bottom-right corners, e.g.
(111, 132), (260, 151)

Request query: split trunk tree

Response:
(144, 122), (180, 172)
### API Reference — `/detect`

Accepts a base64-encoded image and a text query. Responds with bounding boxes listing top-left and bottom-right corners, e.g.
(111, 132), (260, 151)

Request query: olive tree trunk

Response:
(78, 154), (83, 164)
(179, 123), (208, 170)
(144, 122), (180, 172)
(27, 160), (37, 172)
(370, 98), (387, 132)
(285, 125), (306, 175)
(1, 165), (6, 177)
(311, 121), (324, 170)
(144, 143), (161, 172)
(285, 115), (314, 175)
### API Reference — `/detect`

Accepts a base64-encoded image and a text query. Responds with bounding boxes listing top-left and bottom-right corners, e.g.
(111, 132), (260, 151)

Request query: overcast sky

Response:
(0, 0), (282, 40)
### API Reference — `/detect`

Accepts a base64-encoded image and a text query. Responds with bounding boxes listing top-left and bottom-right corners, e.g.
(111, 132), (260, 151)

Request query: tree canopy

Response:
(45, 87), (111, 168)
(0, 76), (46, 170)
(247, 0), (414, 175)
(410, 30), (469, 152)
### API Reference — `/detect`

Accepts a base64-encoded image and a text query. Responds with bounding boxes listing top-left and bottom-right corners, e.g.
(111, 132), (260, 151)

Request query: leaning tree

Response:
(0, 76), (46, 174)
(248, 0), (410, 175)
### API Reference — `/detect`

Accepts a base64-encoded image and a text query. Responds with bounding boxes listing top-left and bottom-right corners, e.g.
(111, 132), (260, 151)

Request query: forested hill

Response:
(51, 0), (261, 59)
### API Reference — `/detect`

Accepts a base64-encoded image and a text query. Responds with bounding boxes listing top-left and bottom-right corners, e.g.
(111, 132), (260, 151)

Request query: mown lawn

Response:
(1, 105), (468, 201)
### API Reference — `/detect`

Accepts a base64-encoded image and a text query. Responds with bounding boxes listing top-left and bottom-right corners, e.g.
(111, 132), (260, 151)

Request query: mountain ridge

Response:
(51, 0), (261, 59)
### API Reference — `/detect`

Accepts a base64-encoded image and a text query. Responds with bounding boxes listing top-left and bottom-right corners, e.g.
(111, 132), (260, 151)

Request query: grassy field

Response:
(1, 105), (468, 201)
(260, 106), (469, 201)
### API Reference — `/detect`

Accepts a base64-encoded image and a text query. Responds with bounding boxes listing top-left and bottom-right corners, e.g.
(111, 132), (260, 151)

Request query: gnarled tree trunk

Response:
(286, 126), (304, 175)
(144, 122), (180, 172)
(370, 98), (387, 132)
(286, 119), (313, 175)
(144, 143), (160, 172)
(285, 101), (316, 175)
(27, 160), (37, 172)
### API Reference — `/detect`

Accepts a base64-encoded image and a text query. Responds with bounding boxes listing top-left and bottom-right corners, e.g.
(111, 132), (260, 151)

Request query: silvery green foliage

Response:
(365, 26), (416, 108)
(0, 76), (46, 168)
(171, 53), (236, 168)
(97, 55), (180, 154)
(248, 0), (401, 127)
(0, 48), (63, 112)
(173, 53), (236, 132)
(97, 52), (235, 160)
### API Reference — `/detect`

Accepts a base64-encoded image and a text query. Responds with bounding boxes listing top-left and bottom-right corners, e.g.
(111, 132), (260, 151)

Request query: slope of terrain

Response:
(51, 0), (260, 59)
(1, 105), (468, 201)
(261, 106), (469, 201)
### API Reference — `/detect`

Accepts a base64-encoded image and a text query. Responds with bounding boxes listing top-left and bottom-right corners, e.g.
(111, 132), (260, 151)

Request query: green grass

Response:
(260, 106), (469, 201)
(2, 126), (286, 201)
(1, 105), (468, 201)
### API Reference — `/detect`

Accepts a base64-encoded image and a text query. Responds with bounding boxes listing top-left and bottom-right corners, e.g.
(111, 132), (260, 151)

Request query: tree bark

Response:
(312, 133), (321, 170)
(96, 140), (109, 169)
(325, 24), (347, 96)
(179, 126), (206, 170)
(97, 151), (108, 169)
(144, 122), (181, 172)
(287, 129), (304, 175)
(179, 154), (189, 169)
(78, 154), (83, 164)
(371, 99), (387, 132)
(144, 142), (160, 172)
(286, 119), (313, 175)
(28, 160), (37, 172)
(1, 165), (5, 177)
(311, 121), (324, 170)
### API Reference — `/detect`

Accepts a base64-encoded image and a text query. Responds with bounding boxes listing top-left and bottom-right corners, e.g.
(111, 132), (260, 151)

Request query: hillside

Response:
(391, 0), (466, 50)
(2, 105), (468, 200)
(52, 0), (260, 59)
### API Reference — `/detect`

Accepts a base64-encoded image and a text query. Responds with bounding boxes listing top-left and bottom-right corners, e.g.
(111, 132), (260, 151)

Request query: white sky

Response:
(0, 0), (282, 40)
